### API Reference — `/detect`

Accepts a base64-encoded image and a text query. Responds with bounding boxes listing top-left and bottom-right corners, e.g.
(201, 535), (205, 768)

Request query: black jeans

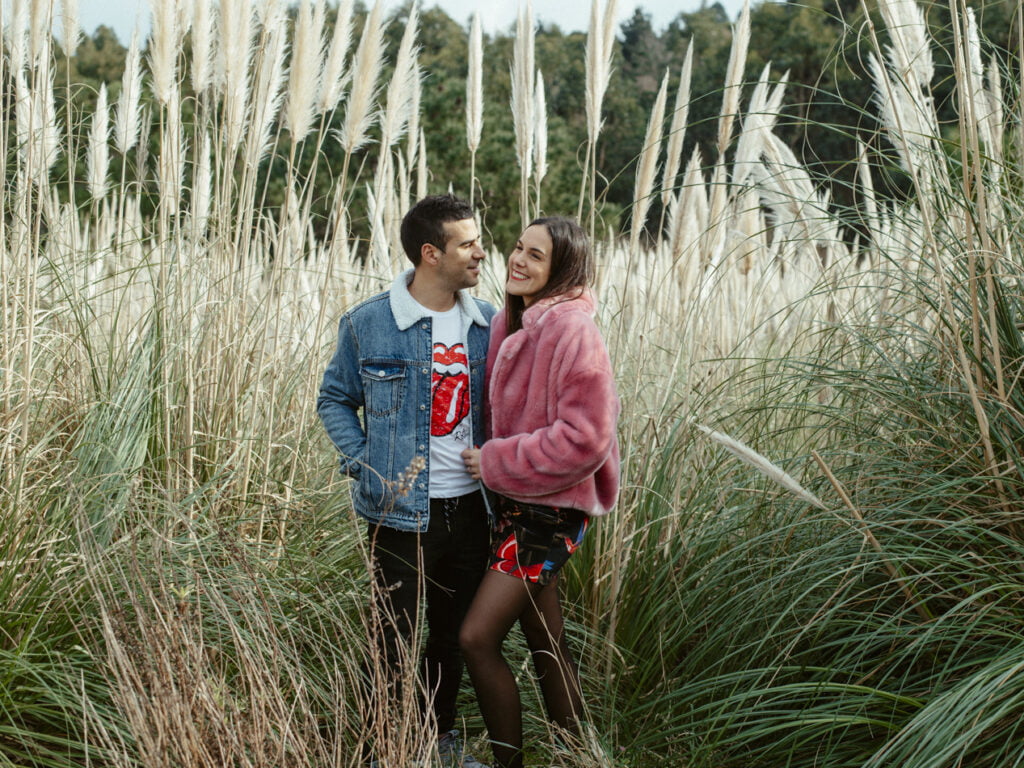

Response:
(366, 491), (490, 734)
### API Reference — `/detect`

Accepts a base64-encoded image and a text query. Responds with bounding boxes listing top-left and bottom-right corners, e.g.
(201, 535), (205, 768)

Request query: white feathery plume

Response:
(285, 0), (325, 143)
(336, 0), (387, 153)
(984, 56), (1003, 164)
(867, 51), (939, 181)
(416, 126), (428, 200)
(660, 42), (693, 207)
(856, 140), (878, 265)
(733, 66), (786, 188)
(28, 0), (47, 64)
(148, 0), (177, 105)
(114, 29), (143, 154)
(175, 0), (193, 39)
(716, 0), (750, 158)
(693, 423), (827, 510)
(219, 0), (255, 154)
(962, 7), (995, 153)
(584, 0), (617, 145)
(18, 53), (59, 184)
(511, 0), (535, 177)
(675, 145), (707, 264)
(379, 1), (420, 149)
(318, 0), (354, 113)
(6, 0), (28, 75)
(511, 0), (535, 223)
(405, 64), (421, 169)
(191, 130), (212, 234)
(190, 0), (214, 95)
(466, 12), (483, 153)
(630, 69), (669, 254)
(876, 0), (932, 90)
(158, 84), (184, 215)
(87, 82), (110, 200)
(59, 0), (80, 54)
(963, 9), (993, 150)
(533, 70), (548, 186)
(707, 0), (750, 231)
(248, 0), (289, 165)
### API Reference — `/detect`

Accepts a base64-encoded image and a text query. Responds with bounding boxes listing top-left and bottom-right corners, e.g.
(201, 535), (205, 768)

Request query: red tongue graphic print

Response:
(431, 343), (470, 437)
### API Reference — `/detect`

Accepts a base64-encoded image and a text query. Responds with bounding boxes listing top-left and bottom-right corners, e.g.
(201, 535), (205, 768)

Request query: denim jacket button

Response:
(422, 367), (428, 374)
(420, 404), (426, 410)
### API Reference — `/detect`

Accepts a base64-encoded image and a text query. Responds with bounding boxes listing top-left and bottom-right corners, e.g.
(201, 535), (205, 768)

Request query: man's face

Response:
(434, 218), (486, 292)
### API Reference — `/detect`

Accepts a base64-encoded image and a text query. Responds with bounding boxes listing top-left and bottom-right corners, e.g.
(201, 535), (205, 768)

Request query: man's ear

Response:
(420, 242), (439, 265)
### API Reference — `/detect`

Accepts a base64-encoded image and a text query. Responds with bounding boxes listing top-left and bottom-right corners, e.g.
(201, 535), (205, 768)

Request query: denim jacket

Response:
(317, 269), (495, 532)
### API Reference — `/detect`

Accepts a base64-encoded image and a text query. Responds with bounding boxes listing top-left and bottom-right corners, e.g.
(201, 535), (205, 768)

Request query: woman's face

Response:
(506, 224), (552, 306)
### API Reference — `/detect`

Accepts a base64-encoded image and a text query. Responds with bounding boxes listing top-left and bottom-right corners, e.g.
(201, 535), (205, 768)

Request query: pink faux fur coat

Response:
(480, 290), (620, 516)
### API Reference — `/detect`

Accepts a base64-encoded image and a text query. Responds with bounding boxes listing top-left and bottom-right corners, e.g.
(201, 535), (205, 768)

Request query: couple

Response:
(317, 194), (620, 768)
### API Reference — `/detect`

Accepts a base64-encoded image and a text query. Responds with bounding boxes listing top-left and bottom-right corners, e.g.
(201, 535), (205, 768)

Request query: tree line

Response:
(49, 0), (1024, 251)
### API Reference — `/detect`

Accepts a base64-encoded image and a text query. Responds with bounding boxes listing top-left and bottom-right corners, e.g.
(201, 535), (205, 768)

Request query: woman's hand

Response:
(462, 447), (482, 480)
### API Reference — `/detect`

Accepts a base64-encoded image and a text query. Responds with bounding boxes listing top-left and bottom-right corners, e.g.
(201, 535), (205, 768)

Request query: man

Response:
(317, 194), (494, 767)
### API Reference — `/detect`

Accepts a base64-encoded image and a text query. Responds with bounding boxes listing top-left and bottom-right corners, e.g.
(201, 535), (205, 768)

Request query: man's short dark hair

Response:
(400, 194), (476, 265)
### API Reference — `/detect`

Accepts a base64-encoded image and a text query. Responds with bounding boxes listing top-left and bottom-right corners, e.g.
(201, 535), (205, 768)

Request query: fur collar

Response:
(389, 268), (490, 331)
(521, 288), (597, 330)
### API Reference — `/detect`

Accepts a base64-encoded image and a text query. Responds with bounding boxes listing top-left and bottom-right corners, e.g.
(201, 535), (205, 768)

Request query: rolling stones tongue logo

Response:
(431, 343), (470, 437)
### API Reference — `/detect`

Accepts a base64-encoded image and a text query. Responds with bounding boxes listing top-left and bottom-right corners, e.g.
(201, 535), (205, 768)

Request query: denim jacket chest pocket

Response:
(360, 362), (407, 417)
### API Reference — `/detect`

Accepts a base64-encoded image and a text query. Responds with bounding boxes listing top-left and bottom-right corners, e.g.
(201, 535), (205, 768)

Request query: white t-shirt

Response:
(425, 304), (477, 498)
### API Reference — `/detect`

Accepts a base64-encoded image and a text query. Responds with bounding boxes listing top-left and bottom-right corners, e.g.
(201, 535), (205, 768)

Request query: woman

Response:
(460, 216), (620, 768)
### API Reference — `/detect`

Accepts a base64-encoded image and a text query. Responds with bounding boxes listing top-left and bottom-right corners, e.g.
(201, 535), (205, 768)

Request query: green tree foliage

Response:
(59, 0), (1012, 249)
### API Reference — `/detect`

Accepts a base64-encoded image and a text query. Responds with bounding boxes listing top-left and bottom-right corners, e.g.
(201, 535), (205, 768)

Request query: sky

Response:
(78, 0), (747, 45)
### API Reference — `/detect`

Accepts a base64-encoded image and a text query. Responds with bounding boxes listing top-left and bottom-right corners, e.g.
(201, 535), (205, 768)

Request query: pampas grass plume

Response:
(630, 70), (668, 253)
(59, 0), (80, 54)
(660, 43), (692, 207)
(148, 0), (177, 105)
(379, 1), (420, 150)
(114, 29), (143, 154)
(190, 0), (214, 95)
(466, 12), (483, 153)
(219, 0), (255, 153)
(285, 0), (325, 143)
(337, 0), (387, 153)
(533, 70), (548, 185)
(248, 0), (288, 164)
(318, 0), (354, 113)
(87, 82), (110, 200)
(694, 423), (826, 510)
(511, 1), (535, 176)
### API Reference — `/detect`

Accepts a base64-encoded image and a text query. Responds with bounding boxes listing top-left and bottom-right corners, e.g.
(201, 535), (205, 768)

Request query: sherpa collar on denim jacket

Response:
(388, 268), (490, 331)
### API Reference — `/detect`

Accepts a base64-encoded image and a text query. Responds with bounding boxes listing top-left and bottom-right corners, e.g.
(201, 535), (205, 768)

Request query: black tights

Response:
(459, 570), (582, 768)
